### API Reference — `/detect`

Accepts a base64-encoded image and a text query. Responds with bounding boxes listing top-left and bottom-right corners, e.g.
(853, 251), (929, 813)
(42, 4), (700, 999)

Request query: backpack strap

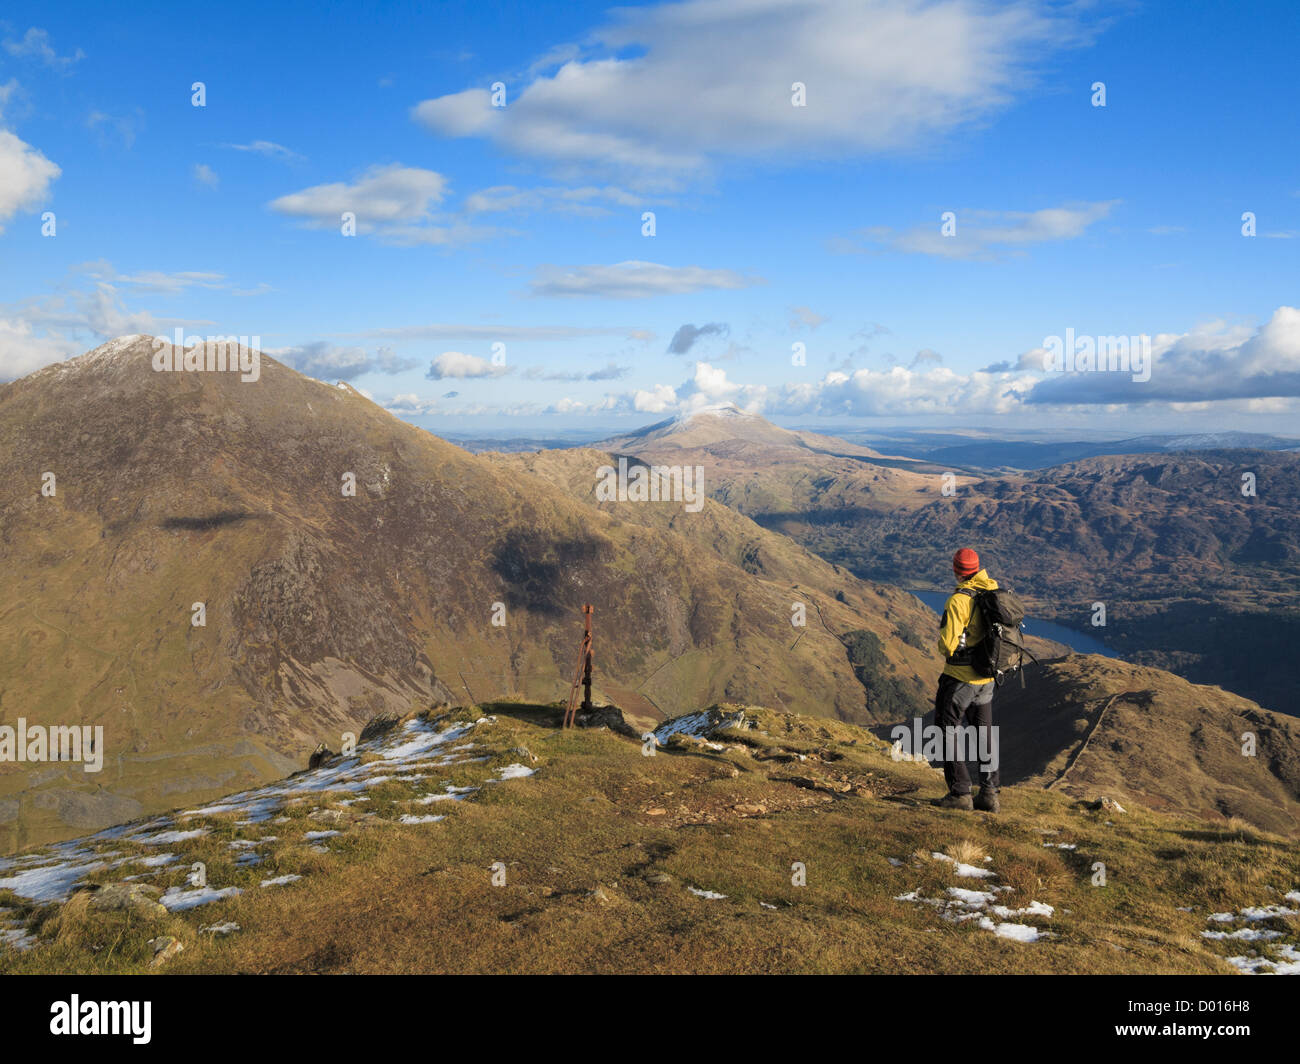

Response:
(945, 587), (980, 665)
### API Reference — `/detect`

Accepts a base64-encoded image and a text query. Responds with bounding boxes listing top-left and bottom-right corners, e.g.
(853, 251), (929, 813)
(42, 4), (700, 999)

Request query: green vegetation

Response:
(5, 701), (1296, 975)
(842, 629), (920, 720)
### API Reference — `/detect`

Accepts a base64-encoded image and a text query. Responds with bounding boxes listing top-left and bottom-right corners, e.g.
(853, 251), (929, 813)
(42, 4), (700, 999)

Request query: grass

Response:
(2, 701), (1298, 975)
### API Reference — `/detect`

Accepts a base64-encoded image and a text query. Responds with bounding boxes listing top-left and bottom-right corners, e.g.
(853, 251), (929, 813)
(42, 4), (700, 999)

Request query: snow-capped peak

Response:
(81, 335), (152, 363)
(673, 401), (753, 424)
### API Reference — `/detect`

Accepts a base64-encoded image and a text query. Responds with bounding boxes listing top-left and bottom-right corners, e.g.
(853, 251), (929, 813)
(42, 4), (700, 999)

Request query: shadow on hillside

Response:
(475, 701), (565, 728)
(490, 529), (613, 616)
(159, 510), (263, 531)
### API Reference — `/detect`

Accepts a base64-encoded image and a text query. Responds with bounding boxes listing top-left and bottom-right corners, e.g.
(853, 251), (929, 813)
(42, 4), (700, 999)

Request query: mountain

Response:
(801, 451), (1300, 714)
(829, 429), (1300, 472)
(981, 656), (1300, 836)
(600, 407), (1300, 716)
(595, 402), (967, 522)
(0, 338), (936, 850)
(3, 699), (1298, 974)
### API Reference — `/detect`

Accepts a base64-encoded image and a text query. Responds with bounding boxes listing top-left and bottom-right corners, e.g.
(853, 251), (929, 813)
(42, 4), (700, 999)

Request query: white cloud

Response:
(3, 28), (84, 72)
(270, 164), (489, 245)
(222, 140), (304, 162)
(632, 382), (679, 414)
(412, 0), (1083, 184)
(773, 364), (1032, 417)
(425, 350), (508, 380)
(193, 163), (219, 189)
(789, 305), (826, 330)
(74, 262), (269, 296)
(0, 79), (21, 121)
(86, 110), (139, 149)
(463, 183), (641, 216)
(530, 260), (761, 298)
(0, 129), (60, 231)
(0, 318), (83, 381)
(265, 342), (418, 381)
(1027, 306), (1300, 405)
(845, 201), (1118, 259)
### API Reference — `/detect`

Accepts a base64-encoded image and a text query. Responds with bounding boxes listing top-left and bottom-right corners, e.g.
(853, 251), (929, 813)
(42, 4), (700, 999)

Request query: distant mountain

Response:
(832, 429), (1300, 472)
(597, 407), (1300, 716)
(0, 339), (937, 849)
(596, 402), (962, 522)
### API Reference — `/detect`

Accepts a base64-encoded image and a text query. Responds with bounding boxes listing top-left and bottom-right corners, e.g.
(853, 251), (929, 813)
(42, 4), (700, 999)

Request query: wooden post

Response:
(564, 604), (594, 727)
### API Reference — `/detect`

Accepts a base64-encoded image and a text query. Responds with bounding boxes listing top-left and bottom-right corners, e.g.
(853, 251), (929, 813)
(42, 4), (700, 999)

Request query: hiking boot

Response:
(974, 788), (1001, 813)
(933, 792), (974, 811)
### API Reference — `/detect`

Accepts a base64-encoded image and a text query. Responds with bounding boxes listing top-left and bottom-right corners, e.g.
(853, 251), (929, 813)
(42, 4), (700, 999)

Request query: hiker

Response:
(933, 548), (1001, 813)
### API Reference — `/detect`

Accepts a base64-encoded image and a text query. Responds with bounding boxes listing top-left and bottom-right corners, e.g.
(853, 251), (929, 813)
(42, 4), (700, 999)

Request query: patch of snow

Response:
(1201, 927), (1283, 942)
(979, 917), (1045, 942)
(654, 708), (745, 745)
(398, 814), (445, 825)
(0, 925), (38, 951)
(259, 874), (300, 888)
(0, 859), (106, 903)
(136, 828), (208, 845)
(688, 886), (727, 900)
(931, 852), (995, 879)
(947, 887), (996, 907)
(160, 885), (242, 912)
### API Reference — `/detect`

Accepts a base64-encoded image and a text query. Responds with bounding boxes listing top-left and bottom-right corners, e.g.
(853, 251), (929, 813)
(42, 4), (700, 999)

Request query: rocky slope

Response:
(0, 338), (936, 849)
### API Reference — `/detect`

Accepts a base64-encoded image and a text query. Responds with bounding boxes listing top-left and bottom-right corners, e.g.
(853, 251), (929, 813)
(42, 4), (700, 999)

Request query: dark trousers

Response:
(934, 675), (999, 796)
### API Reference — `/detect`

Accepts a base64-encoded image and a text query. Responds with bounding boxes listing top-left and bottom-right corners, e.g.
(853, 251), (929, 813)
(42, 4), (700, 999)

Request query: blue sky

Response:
(1, 0), (1298, 436)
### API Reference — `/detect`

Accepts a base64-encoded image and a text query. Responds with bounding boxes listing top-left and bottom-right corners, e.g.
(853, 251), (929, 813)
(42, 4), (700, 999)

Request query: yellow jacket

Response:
(937, 569), (998, 685)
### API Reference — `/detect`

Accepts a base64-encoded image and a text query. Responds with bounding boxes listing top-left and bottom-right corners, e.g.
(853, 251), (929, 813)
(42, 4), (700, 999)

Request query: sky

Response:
(1, 0), (1298, 437)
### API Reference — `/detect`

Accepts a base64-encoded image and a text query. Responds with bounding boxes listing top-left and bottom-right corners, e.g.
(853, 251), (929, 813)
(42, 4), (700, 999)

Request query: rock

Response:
(539, 886), (555, 897)
(308, 743), (336, 770)
(1093, 797), (1127, 814)
(308, 807), (346, 824)
(734, 803), (766, 815)
(511, 746), (538, 763)
(644, 872), (673, 885)
(147, 936), (184, 967)
(646, 807), (667, 816)
(88, 883), (167, 920)
(359, 714), (403, 743)
(586, 886), (613, 905)
(574, 704), (638, 738)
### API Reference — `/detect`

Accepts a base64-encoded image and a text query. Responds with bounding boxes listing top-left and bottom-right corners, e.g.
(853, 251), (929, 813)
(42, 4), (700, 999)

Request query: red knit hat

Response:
(953, 548), (980, 578)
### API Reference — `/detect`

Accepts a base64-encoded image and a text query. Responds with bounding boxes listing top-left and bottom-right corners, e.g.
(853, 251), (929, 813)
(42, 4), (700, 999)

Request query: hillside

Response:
(2, 700), (1297, 975)
(599, 408), (1300, 715)
(596, 403), (973, 520)
(795, 452), (1300, 714)
(950, 657), (1300, 837)
(0, 338), (935, 850)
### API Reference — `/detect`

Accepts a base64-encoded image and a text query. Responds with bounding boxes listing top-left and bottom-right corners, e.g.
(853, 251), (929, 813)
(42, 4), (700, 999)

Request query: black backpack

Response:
(952, 586), (1039, 686)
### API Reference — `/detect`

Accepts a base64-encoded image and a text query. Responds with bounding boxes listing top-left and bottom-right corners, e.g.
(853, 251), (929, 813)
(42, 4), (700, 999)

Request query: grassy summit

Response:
(3, 702), (1297, 975)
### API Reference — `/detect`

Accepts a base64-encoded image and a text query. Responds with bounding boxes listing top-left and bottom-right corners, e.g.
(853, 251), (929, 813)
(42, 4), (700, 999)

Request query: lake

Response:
(908, 589), (1117, 658)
